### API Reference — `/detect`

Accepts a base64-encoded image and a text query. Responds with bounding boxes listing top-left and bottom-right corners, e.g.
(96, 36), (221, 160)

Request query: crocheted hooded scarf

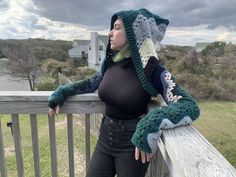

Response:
(48, 8), (200, 154)
(101, 8), (169, 96)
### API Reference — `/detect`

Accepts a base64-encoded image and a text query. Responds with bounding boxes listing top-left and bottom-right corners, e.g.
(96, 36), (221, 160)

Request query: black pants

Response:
(86, 115), (149, 177)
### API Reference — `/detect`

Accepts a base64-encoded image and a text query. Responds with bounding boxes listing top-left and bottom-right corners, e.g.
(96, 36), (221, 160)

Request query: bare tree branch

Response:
(2, 45), (41, 91)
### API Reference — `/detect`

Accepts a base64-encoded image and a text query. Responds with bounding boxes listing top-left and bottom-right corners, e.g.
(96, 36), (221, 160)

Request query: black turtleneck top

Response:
(98, 58), (151, 120)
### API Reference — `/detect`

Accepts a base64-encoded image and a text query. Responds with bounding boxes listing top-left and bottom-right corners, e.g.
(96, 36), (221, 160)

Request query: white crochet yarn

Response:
(161, 71), (182, 103)
(132, 14), (167, 67)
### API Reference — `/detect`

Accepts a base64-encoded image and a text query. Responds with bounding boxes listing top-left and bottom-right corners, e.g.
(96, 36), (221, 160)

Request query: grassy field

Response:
(0, 101), (235, 176)
(193, 100), (236, 168)
(0, 114), (98, 177)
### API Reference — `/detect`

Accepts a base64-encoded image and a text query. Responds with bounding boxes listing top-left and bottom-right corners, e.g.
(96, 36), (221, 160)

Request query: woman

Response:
(48, 8), (200, 177)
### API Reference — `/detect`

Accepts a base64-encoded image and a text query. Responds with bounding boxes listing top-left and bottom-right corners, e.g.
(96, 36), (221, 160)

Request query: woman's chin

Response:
(110, 45), (116, 50)
(111, 46), (121, 51)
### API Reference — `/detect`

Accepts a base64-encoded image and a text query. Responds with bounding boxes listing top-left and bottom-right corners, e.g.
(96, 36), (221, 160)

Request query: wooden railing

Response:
(0, 91), (236, 177)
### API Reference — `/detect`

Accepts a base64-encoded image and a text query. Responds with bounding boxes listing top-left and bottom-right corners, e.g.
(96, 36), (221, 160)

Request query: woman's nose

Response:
(109, 30), (113, 37)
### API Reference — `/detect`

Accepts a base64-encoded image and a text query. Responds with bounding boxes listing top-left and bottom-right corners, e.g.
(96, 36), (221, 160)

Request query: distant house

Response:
(68, 40), (89, 58)
(68, 32), (109, 70)
(88, 32), (109, 69)
(195, 42), (212, 53)
(0, 58), (9, 73)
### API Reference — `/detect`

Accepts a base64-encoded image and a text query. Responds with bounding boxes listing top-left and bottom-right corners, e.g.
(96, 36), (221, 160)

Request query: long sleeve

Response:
(48, 71), (103, 108)
(131, 64), (200, 153)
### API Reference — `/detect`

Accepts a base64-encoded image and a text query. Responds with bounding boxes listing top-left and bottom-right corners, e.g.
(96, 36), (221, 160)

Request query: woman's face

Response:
(109, 18), (127, 51)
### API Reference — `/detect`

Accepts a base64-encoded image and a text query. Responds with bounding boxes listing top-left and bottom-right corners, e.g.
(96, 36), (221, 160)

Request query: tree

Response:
(0, 50), (5, 58)
(2, 45), (41, 91)
(202, 41), (227, 57)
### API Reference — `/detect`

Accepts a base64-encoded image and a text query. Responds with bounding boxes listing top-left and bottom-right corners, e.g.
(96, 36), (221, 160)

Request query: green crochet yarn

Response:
(131, 77), (200, 153)
(48, 72), (103, 108)
(101, 8), (169, 96)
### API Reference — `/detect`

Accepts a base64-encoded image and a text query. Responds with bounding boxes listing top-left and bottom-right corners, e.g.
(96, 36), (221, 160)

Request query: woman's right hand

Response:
(48, 105), (60, 117)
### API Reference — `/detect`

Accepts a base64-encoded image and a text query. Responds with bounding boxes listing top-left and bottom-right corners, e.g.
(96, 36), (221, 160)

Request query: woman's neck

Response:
(112, 44), (131, 62)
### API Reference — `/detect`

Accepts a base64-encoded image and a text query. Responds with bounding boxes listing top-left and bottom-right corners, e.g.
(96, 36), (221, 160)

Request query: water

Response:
(0, 73), (30, 91)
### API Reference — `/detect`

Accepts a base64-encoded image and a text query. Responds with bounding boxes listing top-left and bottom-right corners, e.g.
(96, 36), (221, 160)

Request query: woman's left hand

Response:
(135, 147), (153, 163)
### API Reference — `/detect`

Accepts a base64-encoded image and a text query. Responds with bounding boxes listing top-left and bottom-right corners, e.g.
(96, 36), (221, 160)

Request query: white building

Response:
(68, 32), (109, 70)
(68, 40), (89, 58)
(0, 58), (9, 73)
(195, 42), (212, 53)
(88, 32), (108, 69)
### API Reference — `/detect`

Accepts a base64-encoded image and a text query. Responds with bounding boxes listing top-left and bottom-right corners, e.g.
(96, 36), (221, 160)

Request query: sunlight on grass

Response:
(194, 100), (236, 167)
(0, 114), (97, 177)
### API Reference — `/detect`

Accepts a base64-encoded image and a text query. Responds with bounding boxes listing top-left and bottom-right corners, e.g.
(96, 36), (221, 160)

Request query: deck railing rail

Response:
(0, 91), (236, 177)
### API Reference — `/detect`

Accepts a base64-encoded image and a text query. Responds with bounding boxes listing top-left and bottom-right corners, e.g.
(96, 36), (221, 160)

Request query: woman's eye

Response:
(114, 25), (120, 30)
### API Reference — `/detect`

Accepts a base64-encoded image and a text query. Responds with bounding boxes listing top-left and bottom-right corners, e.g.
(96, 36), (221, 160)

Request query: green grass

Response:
(0, 114), (97, 177)
(193, 100), (236, 167)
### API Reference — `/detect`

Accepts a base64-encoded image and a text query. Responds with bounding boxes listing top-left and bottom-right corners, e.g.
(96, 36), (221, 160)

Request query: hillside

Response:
(159, 43), (236, 100)
(0, 38), (72, 61)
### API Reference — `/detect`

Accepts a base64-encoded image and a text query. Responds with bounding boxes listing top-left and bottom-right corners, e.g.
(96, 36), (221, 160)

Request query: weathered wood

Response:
(162, 125), (236, 177)
(145, 143), (170, 177)
(0, 91), (100, 101)
(12, 114), (24, 177)
(85, 114), (90, 172)
(67, 114), (74, 177)
(0, 102), (105, 114)
(155, 145), (169, 177)
(0, 118), (8, 177)
(30, 114), (41, 177)
(0, 91), (104, 114)
(48, 115), (58, 177)
(158, 137), (185, 177)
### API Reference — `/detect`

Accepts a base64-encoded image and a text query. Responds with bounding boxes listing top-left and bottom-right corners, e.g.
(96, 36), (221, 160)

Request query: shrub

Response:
(70, 67), (96, 81)
(70, 58), (88, 67)
(36, 81), (57, 91)
(202, 41), (227, 57)
(41, 58), (70, 78)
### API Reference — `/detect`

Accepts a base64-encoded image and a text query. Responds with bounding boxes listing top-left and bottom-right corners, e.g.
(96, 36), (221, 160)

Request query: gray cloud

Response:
(30, 0), (155, 30)
(157, 0), (236, 30)
(22, 15), (48, 31)
(1, 0), (236, 44)
(6, 26), (19, 33)
(30, 0), (114, 29)
(0, 0), (10, 11)
(29, 0), (236, 31)
(15, 13), (48, 32)
(1, 11), (48, 39)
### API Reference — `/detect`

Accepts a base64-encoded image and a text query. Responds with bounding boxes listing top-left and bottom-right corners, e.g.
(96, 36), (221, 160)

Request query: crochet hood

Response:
(101, 8), (169, 96)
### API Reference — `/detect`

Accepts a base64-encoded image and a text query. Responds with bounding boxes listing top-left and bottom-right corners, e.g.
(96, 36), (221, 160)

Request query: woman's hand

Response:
(48, 105), (60, 117)
(135, 147), (153, 163)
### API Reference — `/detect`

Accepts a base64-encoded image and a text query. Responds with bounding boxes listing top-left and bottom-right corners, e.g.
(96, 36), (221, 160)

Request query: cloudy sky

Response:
(1, 0), (236, 46)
